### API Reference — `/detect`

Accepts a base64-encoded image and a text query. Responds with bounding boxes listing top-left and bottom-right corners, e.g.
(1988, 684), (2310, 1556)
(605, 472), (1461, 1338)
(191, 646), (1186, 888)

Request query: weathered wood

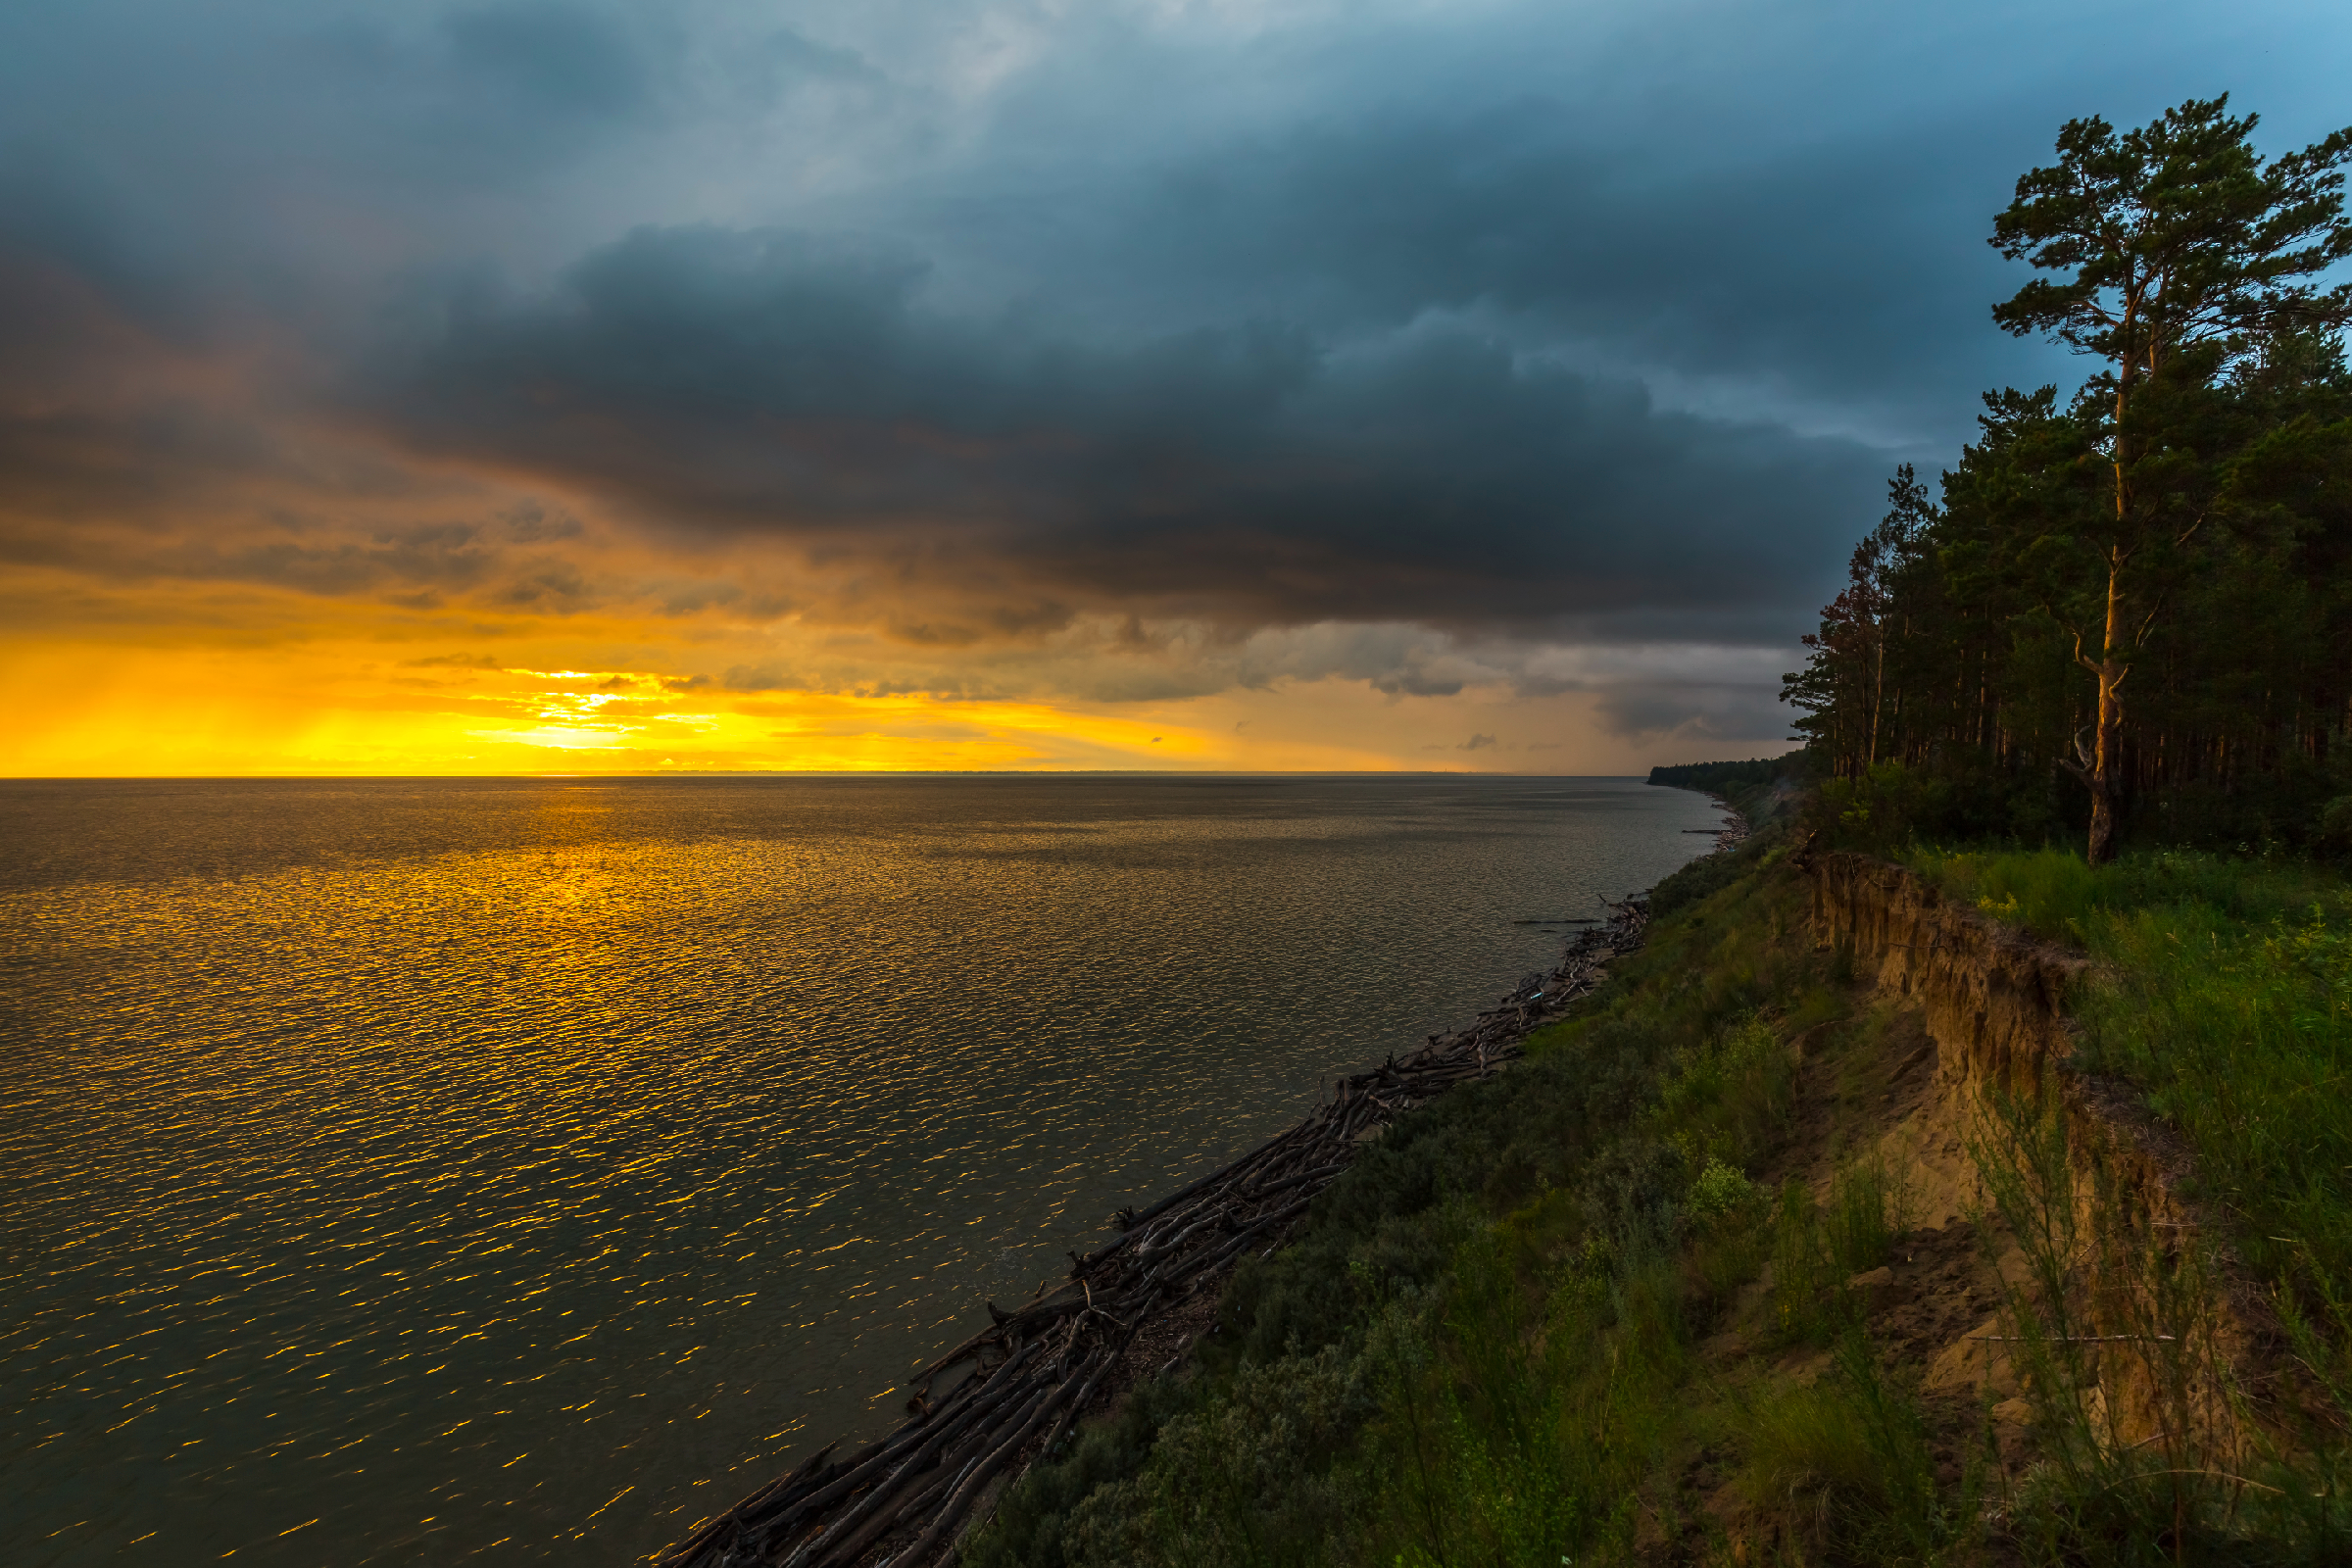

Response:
(785, 1343), (1045, 1568)
(1028, 1336), (1128, 1475)
(656, 1440), (839, 1568)
(891, 1374), (1074, 1567)
(774, 1342), (1040, 1540)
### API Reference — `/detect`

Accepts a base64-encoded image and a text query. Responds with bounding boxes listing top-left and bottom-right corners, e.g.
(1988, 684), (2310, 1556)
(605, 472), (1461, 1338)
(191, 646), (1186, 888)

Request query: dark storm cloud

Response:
(2, 0), (2345, 678)
(1078, 104), (2015, 433)
(362, 221), (1879, 639)
(746, 28), (887, 94)
(442, 2), (655, 118)
(1592, 680), (1793, 744)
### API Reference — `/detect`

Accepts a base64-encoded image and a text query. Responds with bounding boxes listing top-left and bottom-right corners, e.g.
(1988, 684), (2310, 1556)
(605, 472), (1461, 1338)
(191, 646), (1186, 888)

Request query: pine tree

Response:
(1986, 96), (2352, 860)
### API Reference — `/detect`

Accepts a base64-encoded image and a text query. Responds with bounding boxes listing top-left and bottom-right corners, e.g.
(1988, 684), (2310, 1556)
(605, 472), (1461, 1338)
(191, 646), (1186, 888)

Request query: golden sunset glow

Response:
(0, 0), (1858, 778)
(0, 624), (1523, 776)
(0, 638), (1577, 774)
(0, 563), (1726, 775)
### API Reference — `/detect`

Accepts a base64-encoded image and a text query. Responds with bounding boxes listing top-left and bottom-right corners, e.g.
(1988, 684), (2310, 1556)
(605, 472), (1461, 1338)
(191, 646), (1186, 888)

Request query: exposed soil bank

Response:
(1804, 849), (2252, 1460)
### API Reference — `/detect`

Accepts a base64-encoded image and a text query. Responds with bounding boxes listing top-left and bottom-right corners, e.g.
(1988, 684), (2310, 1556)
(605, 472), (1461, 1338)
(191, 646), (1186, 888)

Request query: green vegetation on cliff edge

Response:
(971, 795), (2352, 1565)
(1906, 845), (2352, 1394)
(974, 822), (1876, 1567)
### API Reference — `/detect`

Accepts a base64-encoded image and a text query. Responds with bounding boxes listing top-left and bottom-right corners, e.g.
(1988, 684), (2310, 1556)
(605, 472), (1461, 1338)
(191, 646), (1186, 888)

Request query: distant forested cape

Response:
(1784, 95), (2352, 860)
(1644, 758), (1801, 795)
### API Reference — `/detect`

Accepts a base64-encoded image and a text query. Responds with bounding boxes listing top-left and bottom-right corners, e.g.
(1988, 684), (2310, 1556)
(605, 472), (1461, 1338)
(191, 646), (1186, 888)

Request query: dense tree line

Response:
(1644, 757), (1799, 795)
(1786, 97), (2352, 859)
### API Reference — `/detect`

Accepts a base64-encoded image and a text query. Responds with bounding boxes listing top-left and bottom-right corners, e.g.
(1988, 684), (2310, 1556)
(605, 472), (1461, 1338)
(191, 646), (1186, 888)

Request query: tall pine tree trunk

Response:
(2080, 367), (2139, 868)
(2084, 546), (2128, 866)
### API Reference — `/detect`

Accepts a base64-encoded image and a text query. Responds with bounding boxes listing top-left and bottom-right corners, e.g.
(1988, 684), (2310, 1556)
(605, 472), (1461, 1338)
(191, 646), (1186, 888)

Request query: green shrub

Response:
(1650, 847), (1746, 918)
(1738, 1329), (1951, 1562)
(1690, 1156), (1757, 1221)
(1051, 1348), (1374, 1568)
(2321, 795), (2352, 857)
(1809, 761), (1939, 856)
(1768, 1158), (1904, 1348)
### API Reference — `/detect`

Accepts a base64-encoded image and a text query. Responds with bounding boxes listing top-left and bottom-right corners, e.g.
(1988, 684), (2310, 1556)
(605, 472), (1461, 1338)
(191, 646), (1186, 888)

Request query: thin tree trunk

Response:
(2085, 548), (2128, 866)
(1870, 634), (1885, 766)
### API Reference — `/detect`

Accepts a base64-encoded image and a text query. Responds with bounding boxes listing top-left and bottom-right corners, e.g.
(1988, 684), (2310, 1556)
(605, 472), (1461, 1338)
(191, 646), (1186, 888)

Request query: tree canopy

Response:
(1786, 95), (2352, 856)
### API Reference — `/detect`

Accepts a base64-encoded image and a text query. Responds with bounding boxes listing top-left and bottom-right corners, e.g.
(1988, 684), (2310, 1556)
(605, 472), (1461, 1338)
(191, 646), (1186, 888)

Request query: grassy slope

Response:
(970, 828), (1996, 1566)
(969, 823), (2352, 1568)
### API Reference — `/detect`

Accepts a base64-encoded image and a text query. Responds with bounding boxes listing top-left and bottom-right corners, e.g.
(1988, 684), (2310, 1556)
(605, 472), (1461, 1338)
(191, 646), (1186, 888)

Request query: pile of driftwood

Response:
(1682, 797), (1751, 854)
(659, 897), (1652, 1568)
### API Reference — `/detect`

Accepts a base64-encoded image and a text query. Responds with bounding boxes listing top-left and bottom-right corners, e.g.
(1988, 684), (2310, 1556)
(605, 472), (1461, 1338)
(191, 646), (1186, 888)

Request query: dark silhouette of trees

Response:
(1788, 96), (2352, 855)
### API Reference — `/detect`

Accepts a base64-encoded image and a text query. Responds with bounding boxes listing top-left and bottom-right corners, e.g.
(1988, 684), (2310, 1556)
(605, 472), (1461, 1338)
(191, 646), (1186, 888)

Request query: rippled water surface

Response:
(1, 775), (1722, 1564)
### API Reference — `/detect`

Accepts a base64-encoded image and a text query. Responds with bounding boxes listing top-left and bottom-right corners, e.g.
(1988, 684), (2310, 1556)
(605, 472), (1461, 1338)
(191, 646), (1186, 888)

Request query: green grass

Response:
(1336, 861), (1873, 1566)
(1904, 844), (2342, 944)
(1904, 848), (2352, 1368)
(1736, 1328), (1953, 1564)
(1767, 1156), (1907, 1349)
(968, 833), (2352, 1567)
(967, 837), (1976, 1568)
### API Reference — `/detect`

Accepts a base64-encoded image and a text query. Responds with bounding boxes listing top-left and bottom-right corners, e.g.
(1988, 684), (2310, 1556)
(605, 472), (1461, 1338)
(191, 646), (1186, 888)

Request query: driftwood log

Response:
(656, 897), (1653, 1568)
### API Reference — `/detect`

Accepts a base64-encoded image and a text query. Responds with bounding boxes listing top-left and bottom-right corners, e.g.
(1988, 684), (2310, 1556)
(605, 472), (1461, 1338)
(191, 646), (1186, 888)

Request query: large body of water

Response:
(1, 775), (1722, 1564)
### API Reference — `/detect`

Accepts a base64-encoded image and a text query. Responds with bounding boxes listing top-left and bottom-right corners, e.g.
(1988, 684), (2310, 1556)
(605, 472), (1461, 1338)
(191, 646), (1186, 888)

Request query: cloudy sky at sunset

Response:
(4, 0), (2345, 774)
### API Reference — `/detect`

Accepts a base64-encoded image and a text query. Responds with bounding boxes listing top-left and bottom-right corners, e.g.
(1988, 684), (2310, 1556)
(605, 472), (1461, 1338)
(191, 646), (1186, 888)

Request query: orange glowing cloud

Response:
(0, 592), (1424, 775)
(4, 590), (1695, 776)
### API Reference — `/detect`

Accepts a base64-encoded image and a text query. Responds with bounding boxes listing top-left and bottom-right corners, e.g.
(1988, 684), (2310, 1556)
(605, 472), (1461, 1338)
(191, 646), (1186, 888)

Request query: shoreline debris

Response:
(657, 898), (1654, 1568)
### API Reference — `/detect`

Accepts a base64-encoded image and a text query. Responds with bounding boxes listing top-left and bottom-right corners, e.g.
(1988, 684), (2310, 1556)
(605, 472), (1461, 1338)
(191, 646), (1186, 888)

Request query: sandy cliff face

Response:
(1805, 851), (2245, 1457)
(1808, 852), (2082, 1089)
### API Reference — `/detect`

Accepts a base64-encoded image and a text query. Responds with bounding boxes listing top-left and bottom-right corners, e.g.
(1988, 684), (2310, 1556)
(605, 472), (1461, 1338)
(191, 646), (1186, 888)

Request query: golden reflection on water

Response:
(1, 777), (1720, 1564)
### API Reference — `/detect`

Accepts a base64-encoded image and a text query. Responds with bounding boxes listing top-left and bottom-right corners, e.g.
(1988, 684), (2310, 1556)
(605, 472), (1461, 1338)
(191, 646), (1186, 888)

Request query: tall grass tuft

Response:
(1738, 1328), (1955, 1562)
(1770, 1156), (1907, 1348)
(1965, 1077), (2352, 1565)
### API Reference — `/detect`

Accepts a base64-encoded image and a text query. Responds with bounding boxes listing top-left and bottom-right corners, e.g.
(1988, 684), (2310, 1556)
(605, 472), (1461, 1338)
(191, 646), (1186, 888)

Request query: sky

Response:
(3, 0), (2347, 775)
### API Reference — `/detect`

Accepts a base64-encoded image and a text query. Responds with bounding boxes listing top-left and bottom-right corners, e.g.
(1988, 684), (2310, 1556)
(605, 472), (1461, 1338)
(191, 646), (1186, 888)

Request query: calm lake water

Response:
(1, 775), (1722, 1564)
